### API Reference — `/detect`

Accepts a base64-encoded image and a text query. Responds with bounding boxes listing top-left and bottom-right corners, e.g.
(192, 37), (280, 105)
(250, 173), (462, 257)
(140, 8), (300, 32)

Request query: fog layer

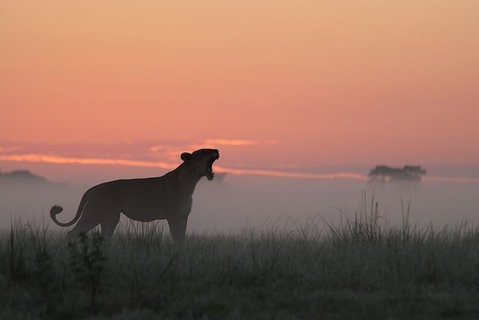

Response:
(1, 174), (478, 233)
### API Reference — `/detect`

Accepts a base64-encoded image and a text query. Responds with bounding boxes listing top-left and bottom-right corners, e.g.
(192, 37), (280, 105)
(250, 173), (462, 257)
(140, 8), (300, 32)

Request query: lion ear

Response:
(181, 152), (192, 162)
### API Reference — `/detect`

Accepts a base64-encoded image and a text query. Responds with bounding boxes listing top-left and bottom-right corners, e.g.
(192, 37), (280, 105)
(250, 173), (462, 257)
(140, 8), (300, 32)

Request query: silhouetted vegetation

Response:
(67, 232), (106, 310)
(369, 165), (426, 182)
(2, 203), (479, 319)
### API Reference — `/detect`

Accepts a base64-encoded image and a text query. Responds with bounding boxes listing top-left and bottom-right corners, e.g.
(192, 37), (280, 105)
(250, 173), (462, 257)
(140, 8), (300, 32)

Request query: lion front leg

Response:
(167, 216), (188, 244)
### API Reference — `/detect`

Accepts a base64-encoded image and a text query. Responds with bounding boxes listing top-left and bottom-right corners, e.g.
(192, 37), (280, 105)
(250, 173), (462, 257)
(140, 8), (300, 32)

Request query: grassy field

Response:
(2, 203), (479, 319)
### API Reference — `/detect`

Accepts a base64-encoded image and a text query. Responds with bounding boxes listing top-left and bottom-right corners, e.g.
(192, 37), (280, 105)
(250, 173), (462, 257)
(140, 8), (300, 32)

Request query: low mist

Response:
(1, 171), (478, 233)
(192, 175), (479, 231)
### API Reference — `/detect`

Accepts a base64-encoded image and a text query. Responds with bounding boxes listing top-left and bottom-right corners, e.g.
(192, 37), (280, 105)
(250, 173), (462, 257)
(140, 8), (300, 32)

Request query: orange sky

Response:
(1, 0), (479, 170)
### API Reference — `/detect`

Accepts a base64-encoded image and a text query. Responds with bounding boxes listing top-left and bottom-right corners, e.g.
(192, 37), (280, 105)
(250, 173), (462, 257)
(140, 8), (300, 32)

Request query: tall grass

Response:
(2, 202), (479, 319)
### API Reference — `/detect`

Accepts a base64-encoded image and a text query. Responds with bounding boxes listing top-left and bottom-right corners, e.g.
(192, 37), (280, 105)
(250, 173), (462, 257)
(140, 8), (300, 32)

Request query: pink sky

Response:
(1, 0), (478, 176)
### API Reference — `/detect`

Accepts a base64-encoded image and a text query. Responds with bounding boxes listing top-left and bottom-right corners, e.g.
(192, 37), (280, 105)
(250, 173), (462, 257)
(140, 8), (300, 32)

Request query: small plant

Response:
(67, 232), (106, 309)
(7, 219), (29, 280)
(27, 223), (64, 315)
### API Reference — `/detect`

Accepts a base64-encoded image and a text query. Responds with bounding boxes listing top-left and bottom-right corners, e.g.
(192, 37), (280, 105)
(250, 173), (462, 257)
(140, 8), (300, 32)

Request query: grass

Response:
(2, 201), (479, 319)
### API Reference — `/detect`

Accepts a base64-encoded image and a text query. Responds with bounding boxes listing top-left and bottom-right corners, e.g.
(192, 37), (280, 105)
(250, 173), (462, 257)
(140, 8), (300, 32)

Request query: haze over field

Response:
(0, 162), (478, 233)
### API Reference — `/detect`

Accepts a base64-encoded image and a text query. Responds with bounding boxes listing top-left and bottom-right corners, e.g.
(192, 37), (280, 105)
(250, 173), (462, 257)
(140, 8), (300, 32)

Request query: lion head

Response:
(180, 149), (220, 180)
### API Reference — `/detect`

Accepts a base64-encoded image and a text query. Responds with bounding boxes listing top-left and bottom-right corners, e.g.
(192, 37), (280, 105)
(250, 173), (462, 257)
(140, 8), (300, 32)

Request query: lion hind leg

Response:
(67, 215), (100, 239)
(67, 201), (117, 239)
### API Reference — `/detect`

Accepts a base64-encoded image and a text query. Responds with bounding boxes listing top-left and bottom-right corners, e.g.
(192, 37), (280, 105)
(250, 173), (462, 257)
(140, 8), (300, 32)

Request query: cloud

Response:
(0, 153), (367, 180)
(7, 152), (475, 182)
(148, 139), (278, 158)
(214, 166), (367, 180)
(204, 139), (259, 146)
(149, 145), (165, 152)
(0, 146), (20, 153)
(0, 154), (176, 170)
(148, 139), (263, 153)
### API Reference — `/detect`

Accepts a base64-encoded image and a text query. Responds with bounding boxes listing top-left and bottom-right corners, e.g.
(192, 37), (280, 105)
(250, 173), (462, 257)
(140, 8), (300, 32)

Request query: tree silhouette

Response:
(368, 165), (426, 182)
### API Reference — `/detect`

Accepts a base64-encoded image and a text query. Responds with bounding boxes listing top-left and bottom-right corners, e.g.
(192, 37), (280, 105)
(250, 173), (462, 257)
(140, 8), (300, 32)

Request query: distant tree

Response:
(368, 165), (426, 182)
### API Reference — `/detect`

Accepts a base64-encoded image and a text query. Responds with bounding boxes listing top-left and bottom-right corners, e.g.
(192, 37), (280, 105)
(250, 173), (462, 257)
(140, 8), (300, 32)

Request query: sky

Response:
(1, 0), (479, 179)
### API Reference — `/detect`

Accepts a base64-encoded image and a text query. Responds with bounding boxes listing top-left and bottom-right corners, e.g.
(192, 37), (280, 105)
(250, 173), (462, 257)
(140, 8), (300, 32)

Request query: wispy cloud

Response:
(215, 166), (367, 180)
(149, 145), (166, 152)
(3, 151), (478, 183)
(0, 146), (20, 153)
(204, 139), (259, 146)
(183, 139), (279, 152)
(0, 153), (366, 180)
(0, 154), (176, 170)
(203, 139), (279, 146)
(147, 139), (279, 162)
(148, 139), (275, 153)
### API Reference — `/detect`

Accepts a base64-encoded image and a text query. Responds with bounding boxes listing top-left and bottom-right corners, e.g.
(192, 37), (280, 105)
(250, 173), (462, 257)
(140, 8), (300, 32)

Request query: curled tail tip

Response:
(50, 205), (63, 217)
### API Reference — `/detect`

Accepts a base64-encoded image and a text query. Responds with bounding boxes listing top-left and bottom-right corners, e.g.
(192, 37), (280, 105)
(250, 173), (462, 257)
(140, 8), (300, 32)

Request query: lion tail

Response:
(50, 191), (89, 227)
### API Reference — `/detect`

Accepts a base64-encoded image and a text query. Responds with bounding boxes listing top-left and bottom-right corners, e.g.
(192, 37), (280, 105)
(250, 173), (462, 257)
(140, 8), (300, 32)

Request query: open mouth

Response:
(206, 154), (219, 181)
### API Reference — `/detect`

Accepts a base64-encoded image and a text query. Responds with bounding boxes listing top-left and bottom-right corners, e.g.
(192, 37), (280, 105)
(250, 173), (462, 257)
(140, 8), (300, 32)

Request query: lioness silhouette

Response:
(50, 149), (219, 243)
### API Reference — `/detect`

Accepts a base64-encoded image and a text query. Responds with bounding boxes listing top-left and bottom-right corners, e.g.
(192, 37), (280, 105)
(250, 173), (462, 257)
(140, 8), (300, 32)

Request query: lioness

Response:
(50, 149), (219, 243)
